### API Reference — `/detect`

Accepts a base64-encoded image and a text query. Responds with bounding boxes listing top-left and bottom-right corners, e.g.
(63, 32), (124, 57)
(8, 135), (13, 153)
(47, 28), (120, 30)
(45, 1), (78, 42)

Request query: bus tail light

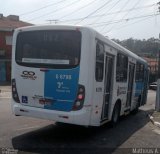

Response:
(12, 79), (20, 103)
(72, 85), (85, 111)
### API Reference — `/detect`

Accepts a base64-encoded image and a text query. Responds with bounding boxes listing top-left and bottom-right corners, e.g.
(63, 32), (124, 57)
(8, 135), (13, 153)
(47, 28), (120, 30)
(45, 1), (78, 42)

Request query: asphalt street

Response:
(0, 90), (159, 154)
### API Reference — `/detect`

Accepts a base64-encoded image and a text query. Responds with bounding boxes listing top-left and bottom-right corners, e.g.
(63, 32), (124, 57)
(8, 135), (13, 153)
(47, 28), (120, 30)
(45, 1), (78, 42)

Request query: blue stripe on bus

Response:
(44, 67), (80, 111)
(135, 82), (144, 97)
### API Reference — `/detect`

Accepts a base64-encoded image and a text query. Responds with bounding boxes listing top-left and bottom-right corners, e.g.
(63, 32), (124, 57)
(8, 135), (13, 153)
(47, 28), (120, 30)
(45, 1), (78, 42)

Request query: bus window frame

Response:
(95, 41), (105, 82)
(15, 30), (82, 69)
(116, 52), (128, 82)
(135, 62), (145, 82)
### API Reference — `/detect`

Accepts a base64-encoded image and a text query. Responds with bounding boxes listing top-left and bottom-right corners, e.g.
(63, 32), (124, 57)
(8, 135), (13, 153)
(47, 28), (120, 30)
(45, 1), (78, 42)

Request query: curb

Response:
(0, 86), (11, 93)
(148, 114), (160, 128)
(0, 90), (11, 93)
(0, 88), (11, 98)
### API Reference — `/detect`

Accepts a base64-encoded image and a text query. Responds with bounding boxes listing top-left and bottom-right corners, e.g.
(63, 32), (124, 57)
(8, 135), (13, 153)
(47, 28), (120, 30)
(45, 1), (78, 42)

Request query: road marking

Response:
(149, 114), (160, 128)
(16, 126), (41, 131)
(153, 129), (160, 135)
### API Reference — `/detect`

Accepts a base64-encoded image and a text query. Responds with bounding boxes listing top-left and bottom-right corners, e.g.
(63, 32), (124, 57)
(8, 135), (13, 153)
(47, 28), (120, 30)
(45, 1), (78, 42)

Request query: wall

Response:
(0, 31), (13, 82)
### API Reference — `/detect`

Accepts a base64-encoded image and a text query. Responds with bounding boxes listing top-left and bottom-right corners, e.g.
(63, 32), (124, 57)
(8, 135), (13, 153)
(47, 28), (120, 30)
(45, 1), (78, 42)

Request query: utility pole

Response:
(158, 45), (160, 78)
(155, 33), (160, 111)
(158, 1), (160, 12)
(47, 20), (59, 24)
(155, 2), (160, 111)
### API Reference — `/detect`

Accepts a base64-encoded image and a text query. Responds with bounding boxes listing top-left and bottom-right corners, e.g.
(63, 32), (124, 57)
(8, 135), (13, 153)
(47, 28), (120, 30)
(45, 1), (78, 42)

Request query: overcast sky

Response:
(1, 0), (160, 40)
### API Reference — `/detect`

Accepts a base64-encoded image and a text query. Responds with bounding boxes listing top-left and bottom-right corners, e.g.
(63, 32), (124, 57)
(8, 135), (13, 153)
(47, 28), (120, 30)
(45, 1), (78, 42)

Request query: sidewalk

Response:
(149, 111), (160, 128)
(0, 85), (11, 98)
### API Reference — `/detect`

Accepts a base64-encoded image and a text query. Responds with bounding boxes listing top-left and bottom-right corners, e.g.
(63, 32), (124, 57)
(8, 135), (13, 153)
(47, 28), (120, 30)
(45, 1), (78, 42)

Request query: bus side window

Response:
(116, 53), (128, 82)
(95, 42), (104, 82)
(140, 64), (144, 81)
(135, 63), (140, 81)
(136, 63), (144, 82)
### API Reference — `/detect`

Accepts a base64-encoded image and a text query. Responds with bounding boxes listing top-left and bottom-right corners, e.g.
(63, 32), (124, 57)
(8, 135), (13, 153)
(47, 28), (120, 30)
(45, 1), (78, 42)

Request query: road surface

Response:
(0, 90), (159, 154)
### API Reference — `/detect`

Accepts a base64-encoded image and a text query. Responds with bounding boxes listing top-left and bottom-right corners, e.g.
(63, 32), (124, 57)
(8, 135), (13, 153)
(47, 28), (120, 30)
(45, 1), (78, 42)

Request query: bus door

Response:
(141, 68), (148, 105)
(101, 54), (114, 120)
(126, 63), (135, 108)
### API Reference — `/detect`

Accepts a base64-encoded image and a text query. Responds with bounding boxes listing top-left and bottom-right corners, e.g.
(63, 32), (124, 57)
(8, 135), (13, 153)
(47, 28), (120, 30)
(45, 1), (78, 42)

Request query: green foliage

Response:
(112, 37), (160, 58)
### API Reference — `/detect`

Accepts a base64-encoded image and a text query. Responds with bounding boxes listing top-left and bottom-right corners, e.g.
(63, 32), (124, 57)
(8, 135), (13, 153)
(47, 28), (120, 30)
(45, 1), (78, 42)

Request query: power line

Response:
(122, 0), (142, 19)
(58, 3), (157, 23)
(103, 15), (156, 35)
(60, 15), (107, 23)
(27, 0), (83, 22)
(75, 0), (113, 24)
(88, 13), (160, 28)
(91, 0), (123, 25)
(20, 0), (67, 16)
(100, 0), (131, 32)
(105, 0), (142, 33)
(58, 0), (98, 20)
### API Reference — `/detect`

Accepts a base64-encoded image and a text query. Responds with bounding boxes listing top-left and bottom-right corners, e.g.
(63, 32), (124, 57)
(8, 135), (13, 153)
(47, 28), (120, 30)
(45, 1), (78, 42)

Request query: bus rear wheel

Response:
(111, 103), (120, 126)
(132, 96), (141, 114)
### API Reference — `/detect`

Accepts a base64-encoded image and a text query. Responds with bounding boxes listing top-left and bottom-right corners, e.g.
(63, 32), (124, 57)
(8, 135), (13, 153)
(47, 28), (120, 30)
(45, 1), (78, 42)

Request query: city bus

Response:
(11, 25), (148, 126)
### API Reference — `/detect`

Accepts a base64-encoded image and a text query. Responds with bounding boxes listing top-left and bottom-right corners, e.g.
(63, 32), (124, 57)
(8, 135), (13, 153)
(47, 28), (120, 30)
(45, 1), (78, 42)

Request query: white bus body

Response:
(11, 25), (148, 126)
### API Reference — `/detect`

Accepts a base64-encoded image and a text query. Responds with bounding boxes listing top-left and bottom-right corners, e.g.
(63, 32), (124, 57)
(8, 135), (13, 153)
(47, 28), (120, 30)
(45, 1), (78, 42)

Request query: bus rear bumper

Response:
(12, 103), (92, 126)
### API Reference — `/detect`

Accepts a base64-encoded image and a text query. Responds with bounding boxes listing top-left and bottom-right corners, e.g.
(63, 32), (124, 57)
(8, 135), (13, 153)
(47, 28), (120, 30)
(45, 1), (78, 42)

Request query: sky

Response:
(0, 0), (160, 40)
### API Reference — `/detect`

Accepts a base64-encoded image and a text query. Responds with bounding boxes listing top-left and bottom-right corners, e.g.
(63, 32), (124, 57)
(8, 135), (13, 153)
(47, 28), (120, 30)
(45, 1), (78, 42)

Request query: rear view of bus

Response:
(11, 25), (91, 126)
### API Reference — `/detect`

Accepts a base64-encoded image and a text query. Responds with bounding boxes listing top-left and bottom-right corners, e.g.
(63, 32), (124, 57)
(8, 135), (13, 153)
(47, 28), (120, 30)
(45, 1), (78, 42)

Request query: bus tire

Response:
(111, 103), (120, 127)
(138, 95), (141, 105)
(132, 95), (141, 114)
(132, 103), (139, 114)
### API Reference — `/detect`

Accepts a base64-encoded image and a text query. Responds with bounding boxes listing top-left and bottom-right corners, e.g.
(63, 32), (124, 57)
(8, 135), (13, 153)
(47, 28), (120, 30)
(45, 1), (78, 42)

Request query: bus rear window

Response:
(16, 30), (81, 68)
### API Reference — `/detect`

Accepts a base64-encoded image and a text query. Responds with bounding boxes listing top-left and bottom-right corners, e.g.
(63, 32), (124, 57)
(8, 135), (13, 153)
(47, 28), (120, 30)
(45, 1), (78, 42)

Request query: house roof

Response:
(143, 57), (158, 66)
(0, 14), (33, 31)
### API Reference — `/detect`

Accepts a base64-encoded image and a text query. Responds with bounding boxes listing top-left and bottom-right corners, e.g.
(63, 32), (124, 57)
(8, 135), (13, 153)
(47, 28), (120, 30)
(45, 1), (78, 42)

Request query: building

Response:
(143, 57), (158, 82)
(0, 14), (32, 83)
(143, 57), (158, 74)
